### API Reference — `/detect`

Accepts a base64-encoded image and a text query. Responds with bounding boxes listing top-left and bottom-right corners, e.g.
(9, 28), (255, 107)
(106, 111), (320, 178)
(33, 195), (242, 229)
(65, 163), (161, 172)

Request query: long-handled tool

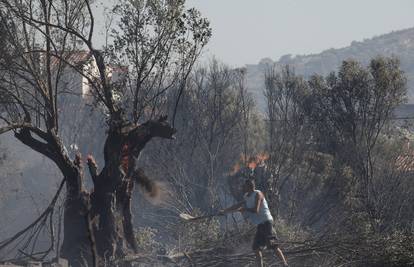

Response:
(179, 212), (224, 221)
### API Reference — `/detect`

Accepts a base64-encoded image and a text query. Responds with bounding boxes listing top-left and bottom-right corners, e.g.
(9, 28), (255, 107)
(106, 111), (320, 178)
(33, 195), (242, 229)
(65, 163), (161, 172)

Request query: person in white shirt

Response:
(220, 179), (288, 267)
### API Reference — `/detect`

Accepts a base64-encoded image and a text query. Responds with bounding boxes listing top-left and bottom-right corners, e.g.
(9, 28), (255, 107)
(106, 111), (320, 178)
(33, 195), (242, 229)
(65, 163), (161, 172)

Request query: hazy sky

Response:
(185, 0), (414, 66)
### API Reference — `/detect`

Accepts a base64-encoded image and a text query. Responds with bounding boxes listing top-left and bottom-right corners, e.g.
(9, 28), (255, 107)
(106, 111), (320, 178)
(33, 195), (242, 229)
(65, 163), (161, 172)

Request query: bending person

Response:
(220, 179), (288, 267)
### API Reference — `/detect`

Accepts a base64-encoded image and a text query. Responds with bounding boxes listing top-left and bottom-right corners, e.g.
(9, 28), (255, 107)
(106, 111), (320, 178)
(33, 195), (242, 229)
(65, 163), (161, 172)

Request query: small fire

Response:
(230, 153), (269, 175)
(248, 161), (257, 169)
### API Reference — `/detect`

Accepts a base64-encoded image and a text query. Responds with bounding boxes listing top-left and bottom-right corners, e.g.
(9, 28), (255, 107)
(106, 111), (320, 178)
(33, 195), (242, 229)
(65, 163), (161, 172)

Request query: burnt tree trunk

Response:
(60, 168), (91, 266)
(58, 157), (93, 266)
(59, 117), (175, 266)
(14, 128), (93, 266)
(14, 117), (174, 266)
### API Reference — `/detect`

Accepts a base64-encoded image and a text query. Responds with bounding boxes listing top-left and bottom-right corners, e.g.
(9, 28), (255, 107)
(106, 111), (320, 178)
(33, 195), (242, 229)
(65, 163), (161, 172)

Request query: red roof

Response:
(50, 51), (92, 68)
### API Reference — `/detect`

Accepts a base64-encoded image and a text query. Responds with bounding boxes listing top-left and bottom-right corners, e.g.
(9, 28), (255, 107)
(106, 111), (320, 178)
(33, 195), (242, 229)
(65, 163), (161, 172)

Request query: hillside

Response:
(247, 27), (414, 110)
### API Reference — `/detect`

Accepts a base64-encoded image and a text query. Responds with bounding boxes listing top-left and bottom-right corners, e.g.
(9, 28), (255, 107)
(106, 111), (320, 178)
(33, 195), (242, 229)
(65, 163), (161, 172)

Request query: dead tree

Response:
(0, 0), (210, 265)
(264, 65), (308, 216)
(165, 61), (253, 212)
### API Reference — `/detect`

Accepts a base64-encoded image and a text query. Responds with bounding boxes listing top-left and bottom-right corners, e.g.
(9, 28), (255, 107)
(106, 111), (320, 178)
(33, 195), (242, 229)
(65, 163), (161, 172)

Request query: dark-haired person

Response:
(220, 179), (288, 267)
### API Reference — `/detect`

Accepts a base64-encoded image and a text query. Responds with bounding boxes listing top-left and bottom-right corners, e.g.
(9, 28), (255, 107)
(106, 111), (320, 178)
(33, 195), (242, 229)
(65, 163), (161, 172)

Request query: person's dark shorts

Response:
(252, 220), (278, 250)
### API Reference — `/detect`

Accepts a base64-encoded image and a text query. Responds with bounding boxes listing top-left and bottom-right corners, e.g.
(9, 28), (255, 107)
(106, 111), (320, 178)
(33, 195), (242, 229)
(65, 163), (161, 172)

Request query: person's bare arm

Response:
(245, 192), (263, 214)
(220, 200), (245, 214)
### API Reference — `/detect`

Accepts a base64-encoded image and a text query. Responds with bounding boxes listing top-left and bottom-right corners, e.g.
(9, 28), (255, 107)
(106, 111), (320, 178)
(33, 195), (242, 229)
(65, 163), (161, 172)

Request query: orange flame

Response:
(230, 153), (269, 175)
(248, 161), (257, 169)
(230, 162), (241, 175)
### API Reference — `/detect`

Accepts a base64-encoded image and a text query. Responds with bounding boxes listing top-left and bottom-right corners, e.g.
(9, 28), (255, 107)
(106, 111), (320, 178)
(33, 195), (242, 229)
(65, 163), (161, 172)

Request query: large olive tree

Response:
(0, 0), (210, 265)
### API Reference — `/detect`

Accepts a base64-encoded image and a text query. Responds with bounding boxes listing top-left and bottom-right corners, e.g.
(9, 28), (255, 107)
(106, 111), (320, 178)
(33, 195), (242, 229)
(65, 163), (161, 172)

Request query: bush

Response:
(135, 227), (162, 254)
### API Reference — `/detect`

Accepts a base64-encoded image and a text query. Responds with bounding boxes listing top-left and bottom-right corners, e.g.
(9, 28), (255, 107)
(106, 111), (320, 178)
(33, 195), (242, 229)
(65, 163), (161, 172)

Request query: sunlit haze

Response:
(186, 0), (414, 66)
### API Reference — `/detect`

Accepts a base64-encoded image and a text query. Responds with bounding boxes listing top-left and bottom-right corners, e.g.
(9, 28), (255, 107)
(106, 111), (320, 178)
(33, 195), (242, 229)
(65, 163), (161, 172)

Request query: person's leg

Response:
(274, 247), (288, 266)
(264, 221), (288, 266)
(253, 224), (265, 267)
(255, 249), (264, 267)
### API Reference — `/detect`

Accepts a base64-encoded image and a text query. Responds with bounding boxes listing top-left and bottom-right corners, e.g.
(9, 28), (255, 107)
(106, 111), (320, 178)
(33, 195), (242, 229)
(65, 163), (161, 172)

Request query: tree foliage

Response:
(263, 58), (413, 266)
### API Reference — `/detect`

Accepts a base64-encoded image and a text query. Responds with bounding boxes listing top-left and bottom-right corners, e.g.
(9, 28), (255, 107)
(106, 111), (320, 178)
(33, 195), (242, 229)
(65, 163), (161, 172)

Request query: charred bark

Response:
(11, 117), (175, 265)
(61, 116), (176, 264)
(13, 129), (92, 266)
(60, 158), (93, 266)
(60, 190), (91, 266)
